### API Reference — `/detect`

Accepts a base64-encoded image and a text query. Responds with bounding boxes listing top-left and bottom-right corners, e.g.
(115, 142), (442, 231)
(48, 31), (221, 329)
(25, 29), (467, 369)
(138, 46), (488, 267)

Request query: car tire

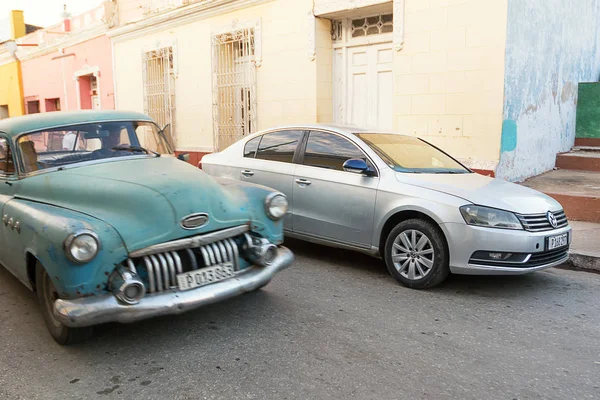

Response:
(36, 262), (93, 345)
(384, 218), (450, 289)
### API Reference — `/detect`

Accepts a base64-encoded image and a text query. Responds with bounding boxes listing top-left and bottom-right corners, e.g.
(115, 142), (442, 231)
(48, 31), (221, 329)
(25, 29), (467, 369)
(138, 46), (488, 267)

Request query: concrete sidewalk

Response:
(567, 221), (600, 273)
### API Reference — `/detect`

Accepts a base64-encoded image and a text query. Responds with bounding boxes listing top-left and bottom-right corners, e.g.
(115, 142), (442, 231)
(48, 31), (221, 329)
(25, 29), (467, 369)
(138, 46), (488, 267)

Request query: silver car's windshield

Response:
(357, 133), (470, 174)
(17, 121), (172, 174)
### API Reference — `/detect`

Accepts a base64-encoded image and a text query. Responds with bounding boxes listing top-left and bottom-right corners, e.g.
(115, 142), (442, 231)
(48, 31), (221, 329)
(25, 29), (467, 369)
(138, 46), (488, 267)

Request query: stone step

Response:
(521, 169), (600, 223)
(556, 148), (600, 172)
(575, 137), (600, 147)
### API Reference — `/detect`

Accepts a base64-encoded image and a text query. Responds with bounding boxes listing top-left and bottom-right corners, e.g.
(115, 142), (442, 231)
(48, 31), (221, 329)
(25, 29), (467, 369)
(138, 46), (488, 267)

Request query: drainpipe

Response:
(60, 49), (69, 111)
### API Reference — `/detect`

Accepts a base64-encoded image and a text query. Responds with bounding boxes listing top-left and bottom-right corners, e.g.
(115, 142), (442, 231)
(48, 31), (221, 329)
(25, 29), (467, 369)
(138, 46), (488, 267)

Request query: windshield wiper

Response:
(113, 144), (160, 157)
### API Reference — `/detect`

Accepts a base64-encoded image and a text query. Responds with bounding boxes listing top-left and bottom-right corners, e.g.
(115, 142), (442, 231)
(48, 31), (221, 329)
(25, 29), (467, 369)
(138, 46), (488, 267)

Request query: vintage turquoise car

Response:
(0, 110), (293, 344)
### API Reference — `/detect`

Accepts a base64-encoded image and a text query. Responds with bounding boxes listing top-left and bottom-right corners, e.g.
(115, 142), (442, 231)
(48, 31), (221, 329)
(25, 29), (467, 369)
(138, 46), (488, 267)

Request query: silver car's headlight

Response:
(64, 231), (100, 263)
(460, 205), (523, 230)
(265, 192), (288, 220)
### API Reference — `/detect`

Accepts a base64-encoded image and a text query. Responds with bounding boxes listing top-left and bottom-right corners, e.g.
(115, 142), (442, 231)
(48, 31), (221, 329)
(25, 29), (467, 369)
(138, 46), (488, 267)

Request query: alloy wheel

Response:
(391, 229), (435, 280)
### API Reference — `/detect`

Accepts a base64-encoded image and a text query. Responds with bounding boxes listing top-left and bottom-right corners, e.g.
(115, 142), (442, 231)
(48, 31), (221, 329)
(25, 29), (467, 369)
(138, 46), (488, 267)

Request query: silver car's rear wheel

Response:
(391, 229), (435, 280)
(384, 218), (450, 289)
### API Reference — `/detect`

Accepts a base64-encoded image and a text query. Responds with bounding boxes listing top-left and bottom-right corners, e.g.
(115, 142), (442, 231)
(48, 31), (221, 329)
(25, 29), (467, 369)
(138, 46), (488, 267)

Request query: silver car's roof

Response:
(253, 123), (400, 138)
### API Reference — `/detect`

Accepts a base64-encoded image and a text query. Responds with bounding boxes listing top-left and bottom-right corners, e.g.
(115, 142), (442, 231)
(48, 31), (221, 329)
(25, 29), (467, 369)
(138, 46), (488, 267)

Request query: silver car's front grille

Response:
(125, 234), (244, 293)
(516, 210), (568, 232)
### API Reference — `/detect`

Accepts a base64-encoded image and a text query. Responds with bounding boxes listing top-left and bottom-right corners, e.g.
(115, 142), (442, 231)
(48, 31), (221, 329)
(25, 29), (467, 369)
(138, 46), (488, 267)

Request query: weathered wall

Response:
(496, 0), (600, 181)
(575, 82), (600, 139)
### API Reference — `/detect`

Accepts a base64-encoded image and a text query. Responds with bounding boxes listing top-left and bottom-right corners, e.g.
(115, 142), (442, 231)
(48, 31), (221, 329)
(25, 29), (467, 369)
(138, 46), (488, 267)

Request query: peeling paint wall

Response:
(496, 0), (600, 182)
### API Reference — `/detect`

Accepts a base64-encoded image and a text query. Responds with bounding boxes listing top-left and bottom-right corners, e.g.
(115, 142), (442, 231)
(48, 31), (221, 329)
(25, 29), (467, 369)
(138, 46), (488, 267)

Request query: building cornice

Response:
(109, 0), (274, 42)
(17, 25), (109, 61)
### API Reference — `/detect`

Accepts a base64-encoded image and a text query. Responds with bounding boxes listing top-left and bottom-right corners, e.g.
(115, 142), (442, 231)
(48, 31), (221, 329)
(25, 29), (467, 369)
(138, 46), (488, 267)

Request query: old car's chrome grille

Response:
(516, 210), (568, 232)
(124, 226), (249, 293)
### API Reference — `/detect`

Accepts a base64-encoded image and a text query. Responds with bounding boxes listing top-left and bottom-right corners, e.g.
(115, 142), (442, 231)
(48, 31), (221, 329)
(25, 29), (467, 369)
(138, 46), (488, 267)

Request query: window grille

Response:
(351, 14), (393, 38)
(212, 28), (257, 151)
(142, 46), (176, 148)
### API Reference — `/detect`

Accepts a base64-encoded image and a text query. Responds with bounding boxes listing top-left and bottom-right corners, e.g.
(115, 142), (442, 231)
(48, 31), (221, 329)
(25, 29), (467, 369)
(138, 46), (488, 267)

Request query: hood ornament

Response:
(546, 211), (558, 229)
(180, 213), (209, 230)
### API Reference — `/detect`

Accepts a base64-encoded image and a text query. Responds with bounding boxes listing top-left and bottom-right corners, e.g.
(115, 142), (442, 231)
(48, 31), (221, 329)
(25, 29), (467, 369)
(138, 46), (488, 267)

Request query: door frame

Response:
(332, 16), (393, 126)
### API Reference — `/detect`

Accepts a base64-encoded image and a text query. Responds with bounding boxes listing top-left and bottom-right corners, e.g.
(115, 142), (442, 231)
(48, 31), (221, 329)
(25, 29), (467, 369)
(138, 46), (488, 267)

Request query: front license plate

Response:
(547, 233), (568, 250)
(177, 263), (235, 291)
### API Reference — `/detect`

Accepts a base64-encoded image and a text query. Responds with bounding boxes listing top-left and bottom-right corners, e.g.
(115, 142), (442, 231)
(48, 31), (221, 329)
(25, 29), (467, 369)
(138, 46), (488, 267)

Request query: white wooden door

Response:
(338, 43), (393, 130)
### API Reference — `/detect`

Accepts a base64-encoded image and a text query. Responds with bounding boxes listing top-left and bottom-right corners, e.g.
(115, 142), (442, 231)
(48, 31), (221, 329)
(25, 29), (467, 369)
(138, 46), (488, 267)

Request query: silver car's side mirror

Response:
(343, 158), (369, 174)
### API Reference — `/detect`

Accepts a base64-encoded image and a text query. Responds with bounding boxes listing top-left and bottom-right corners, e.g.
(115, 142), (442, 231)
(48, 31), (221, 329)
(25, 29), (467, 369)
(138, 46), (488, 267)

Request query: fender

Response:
(2, 199), (127, 298)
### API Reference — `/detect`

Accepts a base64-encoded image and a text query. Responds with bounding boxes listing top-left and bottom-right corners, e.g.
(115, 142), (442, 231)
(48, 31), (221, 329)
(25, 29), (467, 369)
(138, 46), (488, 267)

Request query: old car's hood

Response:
(395, 172), (562, 214)
(16, 157), (256, 251)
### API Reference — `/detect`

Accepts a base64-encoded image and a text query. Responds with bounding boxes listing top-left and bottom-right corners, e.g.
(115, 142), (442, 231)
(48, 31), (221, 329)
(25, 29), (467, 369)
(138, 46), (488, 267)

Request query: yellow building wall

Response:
(394, 0), (508, 170)
(113, 0), (316, 152)
(0, 61), (25, 117)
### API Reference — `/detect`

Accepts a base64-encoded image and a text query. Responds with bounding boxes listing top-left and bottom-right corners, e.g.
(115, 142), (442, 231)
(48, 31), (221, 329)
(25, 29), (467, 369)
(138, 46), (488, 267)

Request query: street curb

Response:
(565, 251), (600, 274)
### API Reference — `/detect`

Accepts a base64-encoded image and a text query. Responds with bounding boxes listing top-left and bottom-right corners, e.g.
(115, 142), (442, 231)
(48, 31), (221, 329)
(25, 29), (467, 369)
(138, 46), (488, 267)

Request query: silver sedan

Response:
(202, 125), (571, 289)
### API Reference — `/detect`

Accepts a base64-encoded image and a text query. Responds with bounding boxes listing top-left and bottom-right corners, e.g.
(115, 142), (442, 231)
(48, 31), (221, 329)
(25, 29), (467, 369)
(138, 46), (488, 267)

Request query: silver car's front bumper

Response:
(53, 247), (293, 328)
(443, 223), (572, 275)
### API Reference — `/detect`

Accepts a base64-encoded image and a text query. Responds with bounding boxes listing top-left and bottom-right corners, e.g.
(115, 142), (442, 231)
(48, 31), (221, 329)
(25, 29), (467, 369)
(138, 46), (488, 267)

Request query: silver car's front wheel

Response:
(384, 218), (450, 289)
(392, 229), (435, 280)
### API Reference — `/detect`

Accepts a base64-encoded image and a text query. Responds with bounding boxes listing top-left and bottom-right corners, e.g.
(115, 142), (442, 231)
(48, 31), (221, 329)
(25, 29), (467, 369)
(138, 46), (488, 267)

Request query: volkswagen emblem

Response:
(180, 213), (209, 230)
(546, 211), (558, 229)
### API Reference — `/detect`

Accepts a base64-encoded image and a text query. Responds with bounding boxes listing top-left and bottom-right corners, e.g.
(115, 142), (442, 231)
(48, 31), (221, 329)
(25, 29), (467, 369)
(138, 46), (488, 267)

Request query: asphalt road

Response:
(1, 239), (599, 400)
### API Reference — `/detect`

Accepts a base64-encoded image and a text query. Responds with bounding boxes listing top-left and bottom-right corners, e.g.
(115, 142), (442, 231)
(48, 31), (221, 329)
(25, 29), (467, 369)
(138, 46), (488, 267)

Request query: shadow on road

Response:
(284, 237), (574, 299)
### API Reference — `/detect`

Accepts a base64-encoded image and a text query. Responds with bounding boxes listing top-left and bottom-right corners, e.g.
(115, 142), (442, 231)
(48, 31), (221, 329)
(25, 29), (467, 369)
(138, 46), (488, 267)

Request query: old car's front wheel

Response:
(36, 263), (92, 345)
(384, 219), (450, 289)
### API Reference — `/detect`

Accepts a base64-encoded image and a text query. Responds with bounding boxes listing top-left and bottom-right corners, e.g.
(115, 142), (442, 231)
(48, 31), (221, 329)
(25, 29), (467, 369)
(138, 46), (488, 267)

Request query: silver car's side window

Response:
(244, 136), (261, 158)
(302, 131), (368, 172)
(255, 130), (303, 164)
(0, 138), (15, 177)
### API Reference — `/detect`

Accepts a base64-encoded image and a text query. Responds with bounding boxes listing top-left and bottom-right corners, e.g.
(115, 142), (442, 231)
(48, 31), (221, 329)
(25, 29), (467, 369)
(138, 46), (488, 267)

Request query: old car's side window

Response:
(303, 131), (368, 171)
(255, 130), (303, 163)
(0, 138), (15, 177)
(244, 136), (261, 158)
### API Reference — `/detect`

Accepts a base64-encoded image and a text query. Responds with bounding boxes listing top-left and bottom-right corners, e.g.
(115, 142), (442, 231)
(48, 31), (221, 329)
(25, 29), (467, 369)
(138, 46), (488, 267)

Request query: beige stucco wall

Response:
(395, 0), (508, 170)
(112, 0), (316, 152)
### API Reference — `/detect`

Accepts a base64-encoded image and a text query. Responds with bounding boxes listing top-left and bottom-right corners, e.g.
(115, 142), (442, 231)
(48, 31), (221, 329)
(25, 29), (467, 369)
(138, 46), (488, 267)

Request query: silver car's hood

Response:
(395, 172), (562, 214)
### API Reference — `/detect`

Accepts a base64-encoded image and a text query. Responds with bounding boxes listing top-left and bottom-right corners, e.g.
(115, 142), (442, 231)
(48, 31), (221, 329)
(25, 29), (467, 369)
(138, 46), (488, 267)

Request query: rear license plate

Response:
(177, 263), (235, 291)
(547, 233), (568, 250)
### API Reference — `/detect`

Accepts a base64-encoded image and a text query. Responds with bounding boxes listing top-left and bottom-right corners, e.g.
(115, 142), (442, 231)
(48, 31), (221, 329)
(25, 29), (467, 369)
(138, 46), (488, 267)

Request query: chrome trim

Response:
(150, 255), (162, 292)
(264, 192), (288, 221)
(171, 251), (183, 274)
(128, 225), (249, 258)
(63, 230), (101, 264)
(143, 256), (155, 293)
(180, 213), (210, 230)
(469, 253), (532, 265)
(460, 254), (569, 275)
(109, 265), (146, 305)
(126, 259), (137, 274)
(54, 247), (294, 328)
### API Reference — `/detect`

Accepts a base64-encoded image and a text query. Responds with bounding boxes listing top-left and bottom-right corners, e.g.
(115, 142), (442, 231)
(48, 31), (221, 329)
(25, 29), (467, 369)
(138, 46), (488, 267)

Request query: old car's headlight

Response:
(64, 231), (100, 263)
(265, 192), (288, 220)
(460, 205), (523, 230)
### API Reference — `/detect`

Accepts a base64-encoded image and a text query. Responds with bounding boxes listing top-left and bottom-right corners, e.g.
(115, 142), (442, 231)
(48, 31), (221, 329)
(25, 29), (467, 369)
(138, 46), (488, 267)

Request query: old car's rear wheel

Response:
(36, 263), (92, 345)
(384, 218), (450, 289)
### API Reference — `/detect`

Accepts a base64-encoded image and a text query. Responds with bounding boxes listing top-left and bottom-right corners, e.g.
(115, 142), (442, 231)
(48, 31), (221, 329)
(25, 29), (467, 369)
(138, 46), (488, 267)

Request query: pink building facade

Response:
(17, 3), (116, 113)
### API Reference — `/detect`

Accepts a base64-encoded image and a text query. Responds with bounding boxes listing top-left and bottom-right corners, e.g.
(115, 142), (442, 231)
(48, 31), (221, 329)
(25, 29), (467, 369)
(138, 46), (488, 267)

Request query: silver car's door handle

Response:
(241, 170), (254, 177)
(295, 178), (311, 186)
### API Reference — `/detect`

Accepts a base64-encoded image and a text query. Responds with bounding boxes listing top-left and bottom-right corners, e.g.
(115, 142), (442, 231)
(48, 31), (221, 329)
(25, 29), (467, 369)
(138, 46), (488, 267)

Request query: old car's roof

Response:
(0, 110), (153, 137)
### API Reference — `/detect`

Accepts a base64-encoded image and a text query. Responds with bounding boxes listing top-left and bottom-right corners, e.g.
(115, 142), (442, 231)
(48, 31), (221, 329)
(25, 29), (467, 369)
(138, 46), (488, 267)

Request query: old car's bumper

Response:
(53, 246), (293, 328)
(443, 223), (571, 275)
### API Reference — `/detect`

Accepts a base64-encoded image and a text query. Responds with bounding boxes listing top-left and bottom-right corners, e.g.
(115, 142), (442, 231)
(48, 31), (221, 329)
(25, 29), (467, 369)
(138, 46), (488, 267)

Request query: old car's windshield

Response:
(356, 133), (470, 174)
(17, 121), (172, 174)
